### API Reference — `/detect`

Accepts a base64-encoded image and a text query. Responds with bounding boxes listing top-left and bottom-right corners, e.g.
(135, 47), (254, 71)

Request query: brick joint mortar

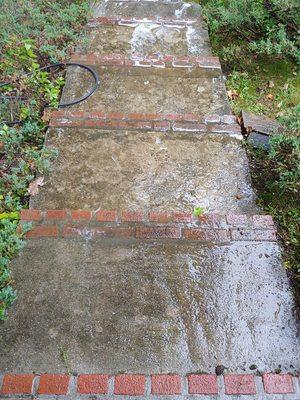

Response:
(0, 373), (298, 397)
(19, 210), (277, 242)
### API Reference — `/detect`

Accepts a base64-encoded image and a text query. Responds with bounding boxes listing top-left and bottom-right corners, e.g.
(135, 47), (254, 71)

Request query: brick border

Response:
(45, 110), (240, 135)
(0, 373), (298, 397)
(87, 16), (199, 27)
(71, 53), (221, 69)
(19, 210), (277, 243)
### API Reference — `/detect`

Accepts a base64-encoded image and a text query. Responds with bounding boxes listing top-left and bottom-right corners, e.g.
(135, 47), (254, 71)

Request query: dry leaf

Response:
(235, 194), (242, 200)
(284, 83), (289, 90)
(266, 93), (274, 100)
(0, 142), (4, 151)
(227, 89), (239, 100)
(28, 177), (44, 196)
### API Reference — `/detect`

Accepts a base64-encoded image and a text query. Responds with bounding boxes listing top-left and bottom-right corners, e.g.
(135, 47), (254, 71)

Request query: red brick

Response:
(71, 210), (92, 220)
(183, 228), (229, 242)
(149, 211), (171, 223)
(108, 112), (126, 120)
(114, 374), (146, 395)
(253, 215), (274, 228)
(136, 227), (181, 239)
(198, 213), (225, 227)
(226, 214), (249, 226)
(188, 374), (218, 394)
(46, 210), (67, 220)
(21, 209), (42, 221)
(165, 113), (181, 121)
(173, 122), (207, 132)
(262, 374), (294, 394)
(38, 374), (70, 395)
(172, 212), (192, 223)
(182, 113), (199, 122)
(224, 374), (256, 395)
(96, 210), (117, 222)
(231, 228), (277, 241)
(128, 113), (160, 121)
(1, 374), (35, 394)
(26, 225), (58, 238)
(77, 374), (108, 394)
(121, 211), (144, 222)
(151, 374), (181, 394)
(153, 121), (170, 131)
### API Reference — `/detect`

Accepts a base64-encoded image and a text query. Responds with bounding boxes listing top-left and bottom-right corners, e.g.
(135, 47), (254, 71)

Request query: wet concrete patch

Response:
(60, 65), (230, 117)
(32, 129), (257, 213)
(0, 238), (298, 373)
(92, 0), (202, 20)
(80, 22), (211, 57)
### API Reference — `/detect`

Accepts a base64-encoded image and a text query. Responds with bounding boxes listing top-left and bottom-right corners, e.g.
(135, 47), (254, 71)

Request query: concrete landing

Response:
(81, 21), (211, 57)
(32, 129), (257, 213)
(92, 0), (203, 20)
(0, 237), (299, 374)
(60, 65), (230, 117)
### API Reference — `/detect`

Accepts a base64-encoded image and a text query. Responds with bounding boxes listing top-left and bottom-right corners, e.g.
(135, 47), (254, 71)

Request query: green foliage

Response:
(201, 0), (300, 64)
(248, 135), (300, 300)
(0, 0), (89, 319)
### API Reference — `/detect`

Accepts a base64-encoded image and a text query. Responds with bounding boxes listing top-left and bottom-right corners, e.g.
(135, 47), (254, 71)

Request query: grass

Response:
(0, 0), (90, 319)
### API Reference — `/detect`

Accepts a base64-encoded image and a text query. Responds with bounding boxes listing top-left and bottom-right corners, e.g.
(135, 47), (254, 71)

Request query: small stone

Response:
(215, 365), (226, 376)
(249, 364), (257, 370)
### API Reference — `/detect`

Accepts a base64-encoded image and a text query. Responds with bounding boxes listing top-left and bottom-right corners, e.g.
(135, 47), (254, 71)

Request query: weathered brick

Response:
(94, 227), (134, 238)
(26, 225), (58, 238)
(128, 113), (159, 121)
(173, 122), (207, 132)
(262, 374), (294, 394)
(77, 374), (109, 394)
(46, 210), (67, 220)
(38, 374), (70, 395)
(21, 209), (42, 221)
(153, 121), (170, 131)
(71, 210), (92, 220)
(252, 215), (274, 228)
(114, 374), (146, 395)
(96, 210), (117, 222)
(188, 374), (218, 394)
(1, 374), (35, 394)
(222, 114), (237, 124)
(172, 212), (192, 223)
(121, 211), (144, 222)
(183, 228), (229, 242)
(211, 124), (241, 134)
(149, 211), (171, 223)
(172, 57), (194, 67)
(204, 114), (221, 124)
(231, 228), (277, 241)
(198, 213), (225, 228)
(108, 112), (126, 120)
(226, 214), (249, 226)
(136, 227), (181, 239)
(196, 56), (221, 69)
(151, 374), (181, 394)
(224, 374), (256, 395)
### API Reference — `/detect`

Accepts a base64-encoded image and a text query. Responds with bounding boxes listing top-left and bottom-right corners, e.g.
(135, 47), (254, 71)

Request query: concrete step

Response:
(60, 60), (231, 118)
(31, 128), (257, 213)
(80, 17), (211, 58)
(1, 211), (299, 377)
(92, 0), (203, 21)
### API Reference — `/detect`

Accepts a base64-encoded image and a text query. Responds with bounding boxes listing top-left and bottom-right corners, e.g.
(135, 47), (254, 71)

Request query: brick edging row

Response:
(71, 53), (221, 69)
(46, 110), (240, 134)
(87, 16), (199, 27)
(20, 210), (276, 242)
(0, 372), (298, 396)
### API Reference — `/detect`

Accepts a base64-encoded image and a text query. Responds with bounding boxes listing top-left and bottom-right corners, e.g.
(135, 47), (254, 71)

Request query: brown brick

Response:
(149, 211), (171, 223)
(136, 226), (181, 239)
(96, 210), (117, 222)
(38, 374), (70, 395)
(151, 374), (181, 394)
(71, 210), (92, 220)
(46, 210), (67, 220)
(1, 374), (35, 394)
(172, 212), (192, 223)
(26, 225), (58, 238)
(20, 209), (42, 221)
(114, 374), (146, 395)
(121, 211), (144, 222)
(183, 228), (229, 242)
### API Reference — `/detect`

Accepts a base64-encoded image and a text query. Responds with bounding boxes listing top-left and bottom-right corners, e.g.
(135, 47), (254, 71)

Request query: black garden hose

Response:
(0, 62), (100, 124)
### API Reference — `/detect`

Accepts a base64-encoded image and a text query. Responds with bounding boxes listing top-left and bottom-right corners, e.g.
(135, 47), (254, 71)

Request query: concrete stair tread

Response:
(80, 18), (212, 58)
(31, 128), (257, 213)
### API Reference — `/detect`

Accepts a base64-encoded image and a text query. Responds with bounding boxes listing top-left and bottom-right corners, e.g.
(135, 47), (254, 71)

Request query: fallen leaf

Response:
(227, 89), (239, 100)
(235, 194), (242, 200)
(268, 80), (274, 88)
(28, 177), (44, 196)
(0, 142), (4, 150)
(266, 93), (274, 100)
(283, 83), (289, 90)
